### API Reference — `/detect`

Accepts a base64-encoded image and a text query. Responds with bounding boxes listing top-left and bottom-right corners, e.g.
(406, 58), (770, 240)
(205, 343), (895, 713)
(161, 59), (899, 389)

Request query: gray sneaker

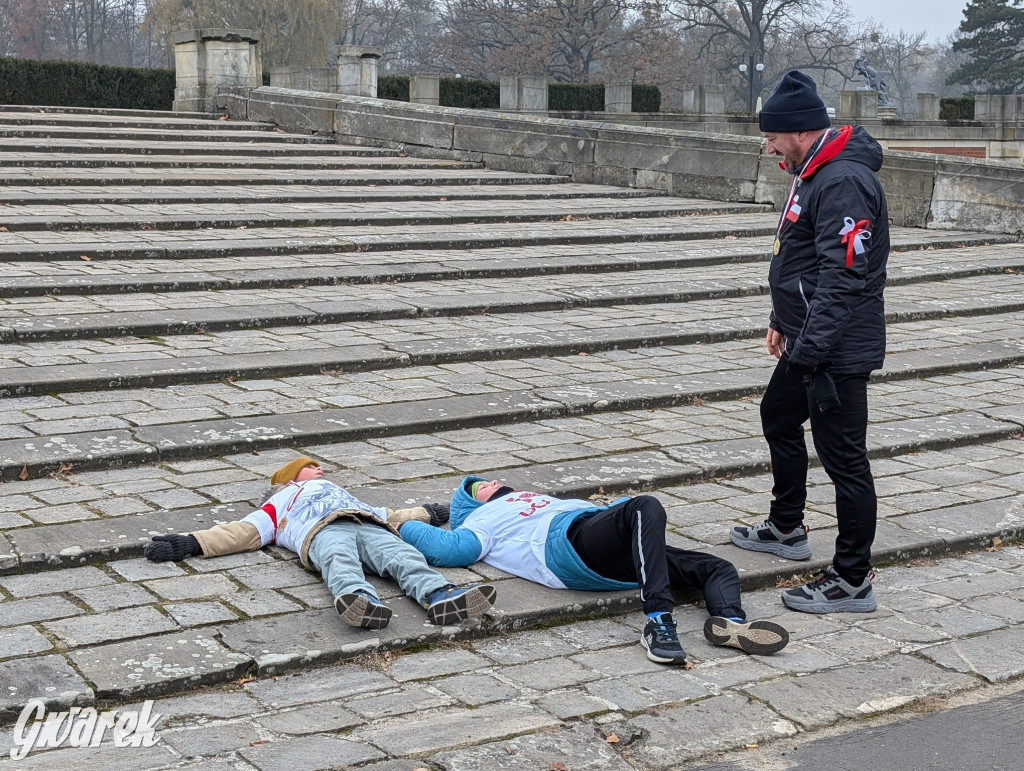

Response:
(781, 568), (877, 613)
(335, 590), (393, 629)
(730, 519), (811, 560)
(703, 616), (790, 655)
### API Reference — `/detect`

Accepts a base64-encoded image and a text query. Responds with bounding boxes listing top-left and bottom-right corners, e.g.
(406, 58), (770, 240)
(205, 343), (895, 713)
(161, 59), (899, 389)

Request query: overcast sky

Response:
(849, 0), (968, 41)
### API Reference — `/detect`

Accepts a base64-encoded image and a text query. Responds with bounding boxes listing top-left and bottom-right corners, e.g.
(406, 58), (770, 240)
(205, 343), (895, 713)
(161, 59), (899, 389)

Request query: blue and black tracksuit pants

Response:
(567, 495), (744, 618)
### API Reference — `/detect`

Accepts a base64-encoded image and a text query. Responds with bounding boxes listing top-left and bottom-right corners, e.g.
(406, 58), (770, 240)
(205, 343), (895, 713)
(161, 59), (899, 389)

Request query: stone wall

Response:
(219, 86), (1024, 234)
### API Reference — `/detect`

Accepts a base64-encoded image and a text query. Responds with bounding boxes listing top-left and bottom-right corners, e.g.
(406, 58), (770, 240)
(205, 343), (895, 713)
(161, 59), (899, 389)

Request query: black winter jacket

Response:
(769, 125), (889, 374)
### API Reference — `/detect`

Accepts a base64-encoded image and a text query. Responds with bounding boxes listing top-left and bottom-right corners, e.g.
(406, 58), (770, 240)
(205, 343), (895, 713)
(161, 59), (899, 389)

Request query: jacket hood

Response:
(800, 125), (883, 180)
(449, 475), (489, 529)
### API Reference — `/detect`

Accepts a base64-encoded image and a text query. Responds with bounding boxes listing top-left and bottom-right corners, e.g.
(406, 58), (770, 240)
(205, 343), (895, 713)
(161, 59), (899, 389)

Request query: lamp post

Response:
(737, 52), (765, 113)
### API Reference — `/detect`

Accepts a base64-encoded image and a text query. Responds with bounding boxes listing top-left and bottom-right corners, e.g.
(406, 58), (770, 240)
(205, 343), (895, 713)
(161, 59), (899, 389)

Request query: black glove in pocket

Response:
(806, 370), (841, 412)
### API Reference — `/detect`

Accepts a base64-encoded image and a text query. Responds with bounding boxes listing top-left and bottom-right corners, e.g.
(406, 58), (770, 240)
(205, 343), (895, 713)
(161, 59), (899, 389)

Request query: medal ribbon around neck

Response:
(773, 130), (832, 256)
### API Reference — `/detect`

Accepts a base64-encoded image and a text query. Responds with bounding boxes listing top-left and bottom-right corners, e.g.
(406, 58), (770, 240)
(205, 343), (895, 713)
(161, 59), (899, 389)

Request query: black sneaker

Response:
(730, 519), (811, 560)
(781, 568), (877, 613)
(703, 616), (790, 655)
(424, 584), (496, 625)
(335, 590), (392, 629)
(640, 613), (687, 665)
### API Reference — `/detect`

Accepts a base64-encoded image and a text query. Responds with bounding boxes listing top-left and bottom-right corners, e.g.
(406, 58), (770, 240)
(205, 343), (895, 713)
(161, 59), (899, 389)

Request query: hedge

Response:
(378, 76), (660, 112)
(0, 57), (174, 110)
(939, 96), (974, 120)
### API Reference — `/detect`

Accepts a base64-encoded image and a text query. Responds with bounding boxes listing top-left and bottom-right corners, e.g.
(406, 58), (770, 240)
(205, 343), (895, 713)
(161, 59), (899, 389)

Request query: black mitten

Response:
(144, 534), (202, 562)
(807, 371), (841, 412)
(424, 503), (450, 527)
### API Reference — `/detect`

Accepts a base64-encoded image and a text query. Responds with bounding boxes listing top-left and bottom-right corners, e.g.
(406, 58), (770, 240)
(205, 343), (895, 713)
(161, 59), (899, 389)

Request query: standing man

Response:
(729, 71), (889, 614)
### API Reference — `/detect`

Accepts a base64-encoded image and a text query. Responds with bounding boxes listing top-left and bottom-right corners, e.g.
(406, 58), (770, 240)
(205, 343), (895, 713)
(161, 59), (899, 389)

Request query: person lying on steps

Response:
(399, 476), (788, 664)
(144, 457), (495, 629)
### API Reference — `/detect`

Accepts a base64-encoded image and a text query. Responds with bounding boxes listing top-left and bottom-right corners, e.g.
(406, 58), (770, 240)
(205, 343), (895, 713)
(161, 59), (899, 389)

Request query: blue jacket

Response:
(402, 475), (637, 591)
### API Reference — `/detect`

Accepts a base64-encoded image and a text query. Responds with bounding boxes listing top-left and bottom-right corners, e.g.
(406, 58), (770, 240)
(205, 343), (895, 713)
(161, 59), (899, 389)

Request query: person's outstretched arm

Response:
(400, 521), (485, 567)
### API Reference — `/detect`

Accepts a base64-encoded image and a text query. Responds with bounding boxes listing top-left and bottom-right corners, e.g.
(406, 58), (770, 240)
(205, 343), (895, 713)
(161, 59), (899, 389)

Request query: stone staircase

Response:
(1, 106), (1023, 724)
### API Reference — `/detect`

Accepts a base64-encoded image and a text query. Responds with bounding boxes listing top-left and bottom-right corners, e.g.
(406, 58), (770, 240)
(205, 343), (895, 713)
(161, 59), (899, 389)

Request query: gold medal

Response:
(773, 238), (781, 256)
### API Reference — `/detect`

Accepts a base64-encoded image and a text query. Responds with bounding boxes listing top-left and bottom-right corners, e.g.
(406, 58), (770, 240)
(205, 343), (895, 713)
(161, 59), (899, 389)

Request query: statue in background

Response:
(853, 58), (893, 107)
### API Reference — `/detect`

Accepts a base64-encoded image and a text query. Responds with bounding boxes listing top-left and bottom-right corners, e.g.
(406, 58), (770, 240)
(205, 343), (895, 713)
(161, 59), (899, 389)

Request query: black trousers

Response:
(568, 495), (744, 618)
(760, 357), (877, 584)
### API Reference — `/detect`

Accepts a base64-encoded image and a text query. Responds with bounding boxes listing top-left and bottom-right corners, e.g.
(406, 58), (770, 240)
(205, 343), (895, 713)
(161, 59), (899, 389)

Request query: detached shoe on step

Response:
(782, 568), (877, 613)
(730, 519), (811, 560)
(335, 590), (393, 629)
(641, 613), (687, 665)
(425, 584), (496, 625)
(703, 616), (789, 655)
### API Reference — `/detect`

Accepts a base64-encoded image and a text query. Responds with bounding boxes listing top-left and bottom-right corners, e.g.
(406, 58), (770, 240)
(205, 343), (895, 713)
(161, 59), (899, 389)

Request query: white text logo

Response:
(10, 699), (162, 760)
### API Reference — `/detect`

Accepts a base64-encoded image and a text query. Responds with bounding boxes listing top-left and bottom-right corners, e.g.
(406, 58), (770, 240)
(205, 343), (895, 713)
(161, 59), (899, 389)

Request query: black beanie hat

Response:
(759, 70), (830, 133)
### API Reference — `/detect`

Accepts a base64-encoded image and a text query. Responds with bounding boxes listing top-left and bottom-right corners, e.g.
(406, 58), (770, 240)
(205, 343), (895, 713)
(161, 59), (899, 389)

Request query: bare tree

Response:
(665, 1), (867, 109)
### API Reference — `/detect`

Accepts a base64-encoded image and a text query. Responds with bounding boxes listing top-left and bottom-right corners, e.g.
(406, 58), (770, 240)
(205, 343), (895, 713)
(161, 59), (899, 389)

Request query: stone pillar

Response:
(518, 77), (548, 110)
(499, 76), (518, 110)
(700, 84), (726, 115)
(916, 92), (940, 121)
(332, 45), (382, 97)
(679, 86), (700, 114)
(840, 90), (878, 120)
(605, 80), (632, 113)
(499, 77), (547, 111)
(974, 94), (992, 121)
(409, 73), (440, 106)
(172, 29), (261, 113)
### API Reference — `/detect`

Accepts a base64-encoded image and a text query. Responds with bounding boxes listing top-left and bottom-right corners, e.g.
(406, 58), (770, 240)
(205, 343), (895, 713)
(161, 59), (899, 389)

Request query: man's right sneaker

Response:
(335, 590), (393, 629)
(703, 616), (790, 655)
(730, 519), (811, 560)
(641, 613), (687, 665)
(781, 568), (877, 613)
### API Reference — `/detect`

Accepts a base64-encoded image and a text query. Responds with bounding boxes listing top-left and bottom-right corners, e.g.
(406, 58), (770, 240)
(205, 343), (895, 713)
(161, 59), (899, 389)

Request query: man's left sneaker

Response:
(425, 583), (496, 625)
(703, 616), (789, 655)
(781, 568), (877, 613)
(641, 613), (687, 665)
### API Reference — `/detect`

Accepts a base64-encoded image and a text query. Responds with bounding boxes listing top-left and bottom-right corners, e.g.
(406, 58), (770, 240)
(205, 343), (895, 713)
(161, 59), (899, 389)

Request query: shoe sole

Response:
(729, 529), (812, 560)
(703, 617), (790, 655)
(781, 593), (877, 614)
(640, 635), (688, 665)
(335, 593), (392, 629)
(426, 584), (496, 626)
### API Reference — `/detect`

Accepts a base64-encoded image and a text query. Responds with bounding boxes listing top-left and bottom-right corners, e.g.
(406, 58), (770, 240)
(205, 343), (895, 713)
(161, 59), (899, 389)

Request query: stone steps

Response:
(0, 138), (396, 157)
(0, 168), (570, 187)
(0, 126), (336, 144)
(0, 182), (660, 206)
(0, 197), (763, 233)
(2, 106), (1023, 723)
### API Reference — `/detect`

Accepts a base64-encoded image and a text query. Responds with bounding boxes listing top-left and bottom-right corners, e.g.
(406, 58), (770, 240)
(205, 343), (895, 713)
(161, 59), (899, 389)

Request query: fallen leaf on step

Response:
(606, 733), (620, 743)
(743, 743), (758, 749)
(549, 763), (568, 771)
(19, 465), (30, 481)
(988, 537), (1003, 552)
(81, 255), (92, 261)
(504, 745), (516, 755)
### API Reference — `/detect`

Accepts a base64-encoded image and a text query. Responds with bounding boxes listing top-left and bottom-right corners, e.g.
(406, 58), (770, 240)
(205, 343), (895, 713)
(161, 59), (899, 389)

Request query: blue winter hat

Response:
(759, 70), (830, 133)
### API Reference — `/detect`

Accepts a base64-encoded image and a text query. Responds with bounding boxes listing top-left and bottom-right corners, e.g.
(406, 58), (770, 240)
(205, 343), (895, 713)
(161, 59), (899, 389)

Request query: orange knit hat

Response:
(270, 457), (319, 486)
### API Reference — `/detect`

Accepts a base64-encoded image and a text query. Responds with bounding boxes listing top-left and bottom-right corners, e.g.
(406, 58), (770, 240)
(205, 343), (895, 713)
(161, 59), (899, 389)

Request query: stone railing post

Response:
(499, 77), (547, 111)
(916, 92), (940, 121)
(679, 85), (700, 114)
(172, 29), (261, 113)
(700, 84), (725, 115)
(331, 45), (382, 97)
(605, 80), (632, 113)
(409, 73), (440, 106)
(840, 90), (878, 120)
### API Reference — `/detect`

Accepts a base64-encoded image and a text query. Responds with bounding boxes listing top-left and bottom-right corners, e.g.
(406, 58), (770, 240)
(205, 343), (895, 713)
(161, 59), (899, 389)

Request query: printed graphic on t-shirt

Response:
(505, 491), (552, 518)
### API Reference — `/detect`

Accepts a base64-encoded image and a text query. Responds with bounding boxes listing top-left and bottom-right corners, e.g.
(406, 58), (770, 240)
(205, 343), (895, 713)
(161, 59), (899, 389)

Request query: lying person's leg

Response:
(356, 523), (496, 626)
(663, 548), (789, 655)
(308, 521), (393, 630)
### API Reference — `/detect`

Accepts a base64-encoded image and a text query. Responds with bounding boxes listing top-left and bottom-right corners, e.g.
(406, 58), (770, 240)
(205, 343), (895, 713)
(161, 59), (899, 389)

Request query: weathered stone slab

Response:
(891, 495), (1024, 551)
(216, 605), (443, 675)
(625, 692), (797, 768)
(431, 724), (634, 771)
(0, 596), (83, 626)
(67, 631), (251, 699)
(744, 654), (976, 729)
(584, 670), (706, 711)
(0, 654), (94, 723)
(664, 438), (768, 476)
(43, 606), (178, 648)
(499, 450), (699, 497)
(160, 721), (261, 758)
(244, 663), (389, 708)
(920, 625), (1024, 682)
(239, 733), (384, 770)
(0, 430), (155, 480)
(348, 702), (561, 755)
(868, 413), (1019, 455)
(254, 700), (363, 734)
(1, 625), (53, 657)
